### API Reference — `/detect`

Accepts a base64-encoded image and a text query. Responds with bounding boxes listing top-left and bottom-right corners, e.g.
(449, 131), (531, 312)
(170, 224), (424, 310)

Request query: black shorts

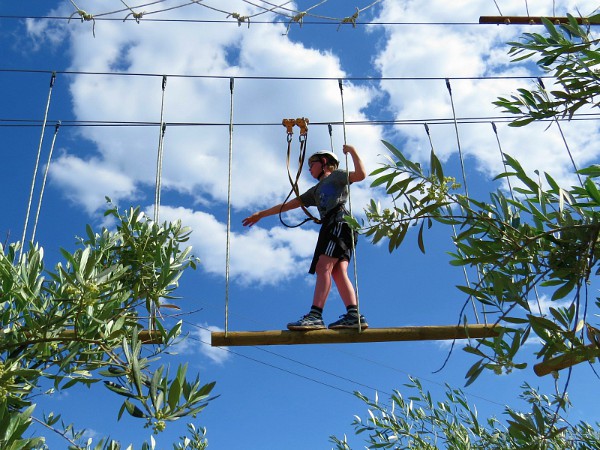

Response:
(309, 220), (357, 274)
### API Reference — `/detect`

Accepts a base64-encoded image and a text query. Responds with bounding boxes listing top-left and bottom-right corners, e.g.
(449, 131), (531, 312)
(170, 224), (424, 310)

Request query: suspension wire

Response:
(153, 75), (168, 223)
(537, 78), (584, 187)
(0, 68), (556, 81)
(31, 121), (61, 244)
(492, 121), (544, 317)
(445, 79), (470, 198)
(492, 0), (503, 16)
(444, 79), (482, 324)
(3, 113), (600, 129)
(19, 72), (56, 262)
(338, 79), (362, 332)
(225, 77), (235, 337)
(423, 123), (479, 324)
(150, 75), (168, 331)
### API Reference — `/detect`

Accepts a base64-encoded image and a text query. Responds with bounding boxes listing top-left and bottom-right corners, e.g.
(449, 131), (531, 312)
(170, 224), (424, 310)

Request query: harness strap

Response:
(280, 117), (321, 228)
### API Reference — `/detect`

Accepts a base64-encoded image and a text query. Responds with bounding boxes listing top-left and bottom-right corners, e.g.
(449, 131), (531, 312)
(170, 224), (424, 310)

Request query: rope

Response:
(445, 79), (470, 198)
(150, 75), (167, 331)
(225, 77), (235, 336)
(491, 122), (545, 316)
(423, 124), (480, 325)
(19, 72), (56, 261)
(31, 121), (61, 244)
(338, 79), (362, 332)
(153, 75), (167, 223)
(444, 79), (482, 324)
(537, 78), (583, 187)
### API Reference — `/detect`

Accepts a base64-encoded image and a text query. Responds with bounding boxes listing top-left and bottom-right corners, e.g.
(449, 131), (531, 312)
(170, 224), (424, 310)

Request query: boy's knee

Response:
(315, 255), (336, 275)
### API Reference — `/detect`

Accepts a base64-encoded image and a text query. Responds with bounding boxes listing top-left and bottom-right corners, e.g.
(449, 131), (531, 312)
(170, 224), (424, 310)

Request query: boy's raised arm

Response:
(343, 144), (366, 183)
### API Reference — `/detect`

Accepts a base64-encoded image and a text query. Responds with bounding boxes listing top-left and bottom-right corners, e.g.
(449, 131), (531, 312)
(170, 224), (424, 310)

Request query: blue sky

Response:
(2, 1), (600, 448)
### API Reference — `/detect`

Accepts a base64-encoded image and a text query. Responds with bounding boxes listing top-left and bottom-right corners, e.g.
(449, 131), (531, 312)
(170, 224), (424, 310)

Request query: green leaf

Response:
(552, 279), (576, 301)
(417, 221), (426, 254)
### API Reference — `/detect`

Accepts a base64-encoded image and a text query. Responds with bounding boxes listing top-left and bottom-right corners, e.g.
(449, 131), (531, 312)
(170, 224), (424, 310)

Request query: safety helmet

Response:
(308, 151), (339, 167)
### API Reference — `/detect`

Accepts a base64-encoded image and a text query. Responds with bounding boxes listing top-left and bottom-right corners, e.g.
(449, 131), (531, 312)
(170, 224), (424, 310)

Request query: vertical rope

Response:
(20, 72), (56, 261)
(424, 123), (480, 324)
(445, 79), (470, 198)
(154, 75), (168, 223)
(537, 78), (583, 187)
(150, 75), (167, 331)
(225, 77), (235, 337)
(31, 121), (61, 244)
(445, 79), (482, 323)
(491, 122), (544, 316)
(338, 79), (362, 332)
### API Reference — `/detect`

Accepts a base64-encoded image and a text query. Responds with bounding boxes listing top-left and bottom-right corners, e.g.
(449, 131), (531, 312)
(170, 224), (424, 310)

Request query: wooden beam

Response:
(211, 324), (499, 347)
(534, 344), (600, 377)
(479, 16), (599, 25)
(57, 329), (162, 344)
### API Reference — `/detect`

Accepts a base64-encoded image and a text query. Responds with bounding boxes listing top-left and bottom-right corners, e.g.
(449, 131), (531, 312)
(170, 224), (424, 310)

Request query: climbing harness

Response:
(279, 117), (322, 227)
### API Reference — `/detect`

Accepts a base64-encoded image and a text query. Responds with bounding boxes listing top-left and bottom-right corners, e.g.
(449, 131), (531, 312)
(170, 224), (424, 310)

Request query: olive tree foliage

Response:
(0, 202), (214, 449)
(347, 17), (600, 384)
(330, 377), (600, 449)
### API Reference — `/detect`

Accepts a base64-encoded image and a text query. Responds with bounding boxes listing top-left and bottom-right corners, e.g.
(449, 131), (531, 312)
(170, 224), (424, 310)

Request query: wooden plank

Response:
(211, 324), (499, 347)
(57, 329), (162, 344)
(534, 344), (600, 377)
(479, 16), (599, 25)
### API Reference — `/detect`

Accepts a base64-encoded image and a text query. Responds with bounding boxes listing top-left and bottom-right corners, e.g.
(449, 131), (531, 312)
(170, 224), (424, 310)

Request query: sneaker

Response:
(287, 314), (326, 331)
(328, 313), (369, 329)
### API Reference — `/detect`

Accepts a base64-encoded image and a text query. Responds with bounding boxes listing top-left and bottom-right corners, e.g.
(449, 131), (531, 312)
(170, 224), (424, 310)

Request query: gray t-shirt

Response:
(298, 170), (349, 222)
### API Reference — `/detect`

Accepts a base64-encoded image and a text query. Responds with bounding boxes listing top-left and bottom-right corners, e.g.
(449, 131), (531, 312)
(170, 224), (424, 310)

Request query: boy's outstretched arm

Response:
(242, 197), (302, 227)
(343, 144), (366, 183)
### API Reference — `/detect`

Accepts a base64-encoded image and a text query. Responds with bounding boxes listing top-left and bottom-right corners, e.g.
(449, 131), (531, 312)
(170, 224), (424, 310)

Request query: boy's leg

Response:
(331, 260), (357, 307)
(311, 254), (338, 309)
(329, 259), (368, 329)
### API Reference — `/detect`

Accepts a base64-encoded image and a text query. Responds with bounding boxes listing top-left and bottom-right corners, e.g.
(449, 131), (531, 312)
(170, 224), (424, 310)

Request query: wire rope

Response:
(491, 121), (545, 318)
(338, 79), (362, 332)
(3, 113), (600, 129)
(225, 77), (235, 336)
(153, 75), (168, 223)
(151, 75), (168, 331)
(19, 72), (56, 262)
(536, 78), (583, 187)
(5, 13), (592, 27)
(423, 123), (478, 323)
(444, 78), (482, 324)
(0, 67), (559, 81)
(30, 121), (61, 244)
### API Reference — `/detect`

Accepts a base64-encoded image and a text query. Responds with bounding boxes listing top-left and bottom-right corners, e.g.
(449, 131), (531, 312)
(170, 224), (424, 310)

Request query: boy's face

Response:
(308, 158), (323, 179)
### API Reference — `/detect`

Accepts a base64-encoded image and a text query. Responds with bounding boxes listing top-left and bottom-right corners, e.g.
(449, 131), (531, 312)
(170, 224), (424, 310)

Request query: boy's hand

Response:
(242, 212), (261, 227)
(342, 144), (356, 155)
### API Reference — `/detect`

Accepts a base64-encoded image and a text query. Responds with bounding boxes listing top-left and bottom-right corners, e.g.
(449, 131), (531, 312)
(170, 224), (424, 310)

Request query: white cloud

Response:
(173, 322), (231, 365)
(159, 205), (316, 285)
(372, 0), (600, 189)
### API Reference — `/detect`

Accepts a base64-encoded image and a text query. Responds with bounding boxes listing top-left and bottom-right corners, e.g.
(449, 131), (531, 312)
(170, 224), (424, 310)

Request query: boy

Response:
(242, 144), (368, 330)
